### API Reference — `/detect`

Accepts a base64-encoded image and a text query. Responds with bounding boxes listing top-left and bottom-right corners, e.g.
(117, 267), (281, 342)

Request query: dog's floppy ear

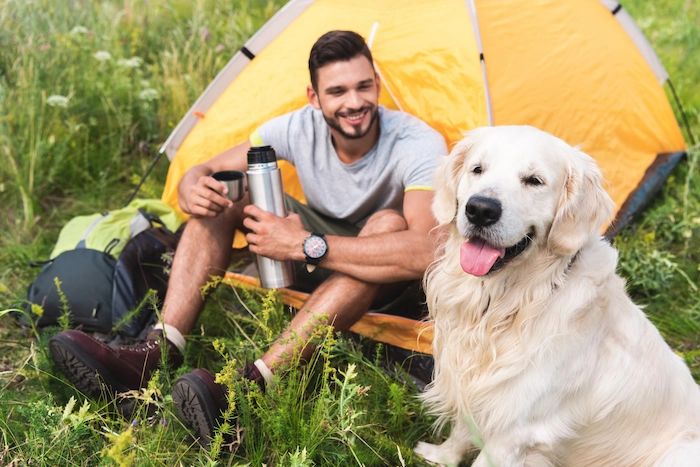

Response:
(432, 135), (475, 225)
(548, 148), (614, 255)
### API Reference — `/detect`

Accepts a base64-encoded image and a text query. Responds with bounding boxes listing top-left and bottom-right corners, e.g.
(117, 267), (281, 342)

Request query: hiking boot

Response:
(171, 363), (264, 448)
(49, 329), (183, 399)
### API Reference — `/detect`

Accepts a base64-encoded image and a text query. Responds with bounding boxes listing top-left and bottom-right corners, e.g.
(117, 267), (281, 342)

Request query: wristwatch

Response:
(303, 232), (328, 272)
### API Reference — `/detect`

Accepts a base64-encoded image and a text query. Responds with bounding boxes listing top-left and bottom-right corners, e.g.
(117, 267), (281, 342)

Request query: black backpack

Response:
(25, 200), (183, 337)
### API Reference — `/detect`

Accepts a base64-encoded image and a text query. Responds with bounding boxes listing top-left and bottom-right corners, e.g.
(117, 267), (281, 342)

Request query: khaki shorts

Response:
(284, 195), (426, 319)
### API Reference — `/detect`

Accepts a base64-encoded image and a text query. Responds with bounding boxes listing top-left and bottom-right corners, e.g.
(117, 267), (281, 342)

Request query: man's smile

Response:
(338, 108), (369, 125)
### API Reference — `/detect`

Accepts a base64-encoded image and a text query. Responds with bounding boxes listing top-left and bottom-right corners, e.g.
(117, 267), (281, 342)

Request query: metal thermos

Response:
(246, 145), (296, 289)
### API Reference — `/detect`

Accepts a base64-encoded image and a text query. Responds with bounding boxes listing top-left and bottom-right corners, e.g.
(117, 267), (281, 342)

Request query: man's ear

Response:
(375, 72), (381, 99)
(307, 85), (320, 109)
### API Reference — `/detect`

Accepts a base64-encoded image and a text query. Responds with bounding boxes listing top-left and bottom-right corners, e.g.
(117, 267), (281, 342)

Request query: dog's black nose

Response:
(466, 196), (502, 227)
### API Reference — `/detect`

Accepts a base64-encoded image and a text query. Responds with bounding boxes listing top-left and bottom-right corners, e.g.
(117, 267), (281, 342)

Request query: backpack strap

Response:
(138, 208), (167, 227)
(128, 208), (170, 239)
(104, 238), (120, 256)
(129, 210), (152, 239)
(76, 213), (110, 249)
(73, 209), (169, 256)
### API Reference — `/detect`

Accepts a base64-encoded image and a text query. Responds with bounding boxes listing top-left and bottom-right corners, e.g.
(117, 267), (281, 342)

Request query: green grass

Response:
(0, 286), (434, 466)
(1, 0), (699, 465)
(612, 0), (700, 374)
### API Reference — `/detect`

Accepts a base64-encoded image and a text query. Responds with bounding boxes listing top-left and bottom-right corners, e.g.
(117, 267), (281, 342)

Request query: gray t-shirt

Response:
(255, 105), (447, 226)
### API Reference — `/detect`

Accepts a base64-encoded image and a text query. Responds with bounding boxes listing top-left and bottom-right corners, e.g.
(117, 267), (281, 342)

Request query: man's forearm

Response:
(317, 230), (435, 283)
(243, 193), (439, 284)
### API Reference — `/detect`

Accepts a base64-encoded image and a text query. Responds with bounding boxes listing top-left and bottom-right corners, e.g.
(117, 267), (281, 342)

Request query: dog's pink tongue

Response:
(460, 238), (506, 276)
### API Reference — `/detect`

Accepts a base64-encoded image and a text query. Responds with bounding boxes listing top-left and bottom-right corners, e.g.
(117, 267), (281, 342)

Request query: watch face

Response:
(304, 235), (327, 259)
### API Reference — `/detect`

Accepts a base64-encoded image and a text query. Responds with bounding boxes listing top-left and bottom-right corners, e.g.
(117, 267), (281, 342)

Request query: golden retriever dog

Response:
(415, 126), (700, 466)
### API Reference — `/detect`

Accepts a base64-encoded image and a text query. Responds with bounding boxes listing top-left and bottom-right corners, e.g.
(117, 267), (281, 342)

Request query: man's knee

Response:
(178, 204), (247, 254)
(359, 210), (408, 237)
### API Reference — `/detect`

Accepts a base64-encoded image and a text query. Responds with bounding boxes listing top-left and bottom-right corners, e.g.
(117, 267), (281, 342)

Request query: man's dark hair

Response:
(308, 30), (373, 91)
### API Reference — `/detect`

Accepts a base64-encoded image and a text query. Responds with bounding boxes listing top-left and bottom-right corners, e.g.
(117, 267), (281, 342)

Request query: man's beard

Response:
(322, 104), (379, 140)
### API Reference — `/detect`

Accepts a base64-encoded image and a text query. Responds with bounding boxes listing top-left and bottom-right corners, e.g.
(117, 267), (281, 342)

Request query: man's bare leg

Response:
(162, 197), (249, 335)
(48, 198), (250, 401)
(170, 209), (409, 447)
(261, 210), (408, 369)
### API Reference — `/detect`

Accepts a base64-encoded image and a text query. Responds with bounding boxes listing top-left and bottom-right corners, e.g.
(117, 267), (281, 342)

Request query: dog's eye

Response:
(524, 176), (543, 186)
(472, 166), (482, 174)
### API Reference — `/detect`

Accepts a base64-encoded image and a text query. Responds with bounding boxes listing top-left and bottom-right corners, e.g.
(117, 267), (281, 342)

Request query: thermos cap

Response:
(247, 145), (277, 164)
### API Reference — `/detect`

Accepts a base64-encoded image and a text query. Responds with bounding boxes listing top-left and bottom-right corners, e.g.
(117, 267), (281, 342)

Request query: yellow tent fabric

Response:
(477, 0), (685, 221)
(160, 0), (686, 353)
(161, 0), (487, 222)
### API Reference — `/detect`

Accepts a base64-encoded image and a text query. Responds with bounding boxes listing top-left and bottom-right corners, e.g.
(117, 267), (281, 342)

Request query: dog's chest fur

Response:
(423, 236), (700, 465)
(423, 238), (618, 435)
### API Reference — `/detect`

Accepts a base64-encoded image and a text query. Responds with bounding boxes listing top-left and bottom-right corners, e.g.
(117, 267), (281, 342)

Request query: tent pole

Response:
(367, 22), (404, 112)
(466, 0), (493, 125)
(124, 148), (165, 207)
(667, 78), (696, 146)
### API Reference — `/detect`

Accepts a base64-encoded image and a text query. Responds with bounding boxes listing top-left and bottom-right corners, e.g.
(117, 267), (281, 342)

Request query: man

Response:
(50, 30), (447, 446)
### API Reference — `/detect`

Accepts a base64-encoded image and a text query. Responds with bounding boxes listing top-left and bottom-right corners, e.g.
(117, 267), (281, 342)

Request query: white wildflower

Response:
(47, 95), (69, 108)
(93, 51), (112, 61)
(117, 57), (143, 68)
(70, 26), (89, 35)
(139, 88), (159, 101)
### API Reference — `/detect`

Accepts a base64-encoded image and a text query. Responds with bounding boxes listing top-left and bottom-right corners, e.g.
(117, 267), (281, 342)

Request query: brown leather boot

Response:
(49, 329), (183, 399)
(171, 364), (264, 448)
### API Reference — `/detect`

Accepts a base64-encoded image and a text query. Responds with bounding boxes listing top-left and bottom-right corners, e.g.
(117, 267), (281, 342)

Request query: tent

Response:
(158, 0), (687, 355)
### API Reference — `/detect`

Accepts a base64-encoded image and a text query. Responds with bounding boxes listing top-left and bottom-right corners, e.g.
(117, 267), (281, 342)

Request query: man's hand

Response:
(177, 141), (252, 217)
(181, 175), (234, 218)
(243, 205), (308, 261)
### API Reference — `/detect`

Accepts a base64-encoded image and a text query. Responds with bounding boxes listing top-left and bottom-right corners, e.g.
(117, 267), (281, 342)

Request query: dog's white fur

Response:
(416, 126), (700, 466)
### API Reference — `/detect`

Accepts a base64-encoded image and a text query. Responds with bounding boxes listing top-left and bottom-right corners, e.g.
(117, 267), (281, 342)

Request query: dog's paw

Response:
(415, 441), (460, 466)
